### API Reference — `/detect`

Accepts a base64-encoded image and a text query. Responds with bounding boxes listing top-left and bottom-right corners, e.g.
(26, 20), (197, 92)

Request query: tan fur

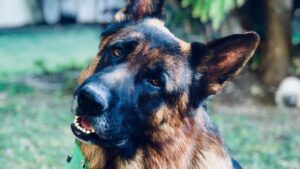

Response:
(79, 107), (234, 169)
(77, 60), (233, 169)
(80, 143), (106, 169)
(77, 45), (235, 169)
(75, 16), (243, 169)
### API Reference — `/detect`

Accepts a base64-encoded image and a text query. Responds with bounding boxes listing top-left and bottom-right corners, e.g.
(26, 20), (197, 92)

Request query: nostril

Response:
(77, 85), (109, 114)
(78, 90), (101, 109)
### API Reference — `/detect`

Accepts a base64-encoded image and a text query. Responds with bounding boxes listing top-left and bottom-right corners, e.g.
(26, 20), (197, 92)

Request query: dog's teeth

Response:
(91, 129), (95, 133)
(75, 116), (79, 119)
(86, 131), (91, 134)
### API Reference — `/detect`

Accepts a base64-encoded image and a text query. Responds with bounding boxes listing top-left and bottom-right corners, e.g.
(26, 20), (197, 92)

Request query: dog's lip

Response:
(71, 115), (130, 148)
(73, 115), (95, 134)
(113, 138), (129, 147)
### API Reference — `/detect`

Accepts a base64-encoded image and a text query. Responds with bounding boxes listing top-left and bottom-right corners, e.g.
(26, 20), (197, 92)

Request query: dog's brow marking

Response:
(144, 19), (177, 39)
(101, 64), (129, 86)
(144, 18), (165, 27)
(144, 19), (191, 53)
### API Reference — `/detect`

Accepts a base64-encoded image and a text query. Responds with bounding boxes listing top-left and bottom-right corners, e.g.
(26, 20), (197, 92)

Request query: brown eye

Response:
(112, 48), (123, 57)
(147, 78), (161, 87)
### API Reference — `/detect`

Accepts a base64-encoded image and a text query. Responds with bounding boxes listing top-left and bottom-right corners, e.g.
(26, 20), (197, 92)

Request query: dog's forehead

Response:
(138, 19), (178, 41)
(102, 19), (190, 53)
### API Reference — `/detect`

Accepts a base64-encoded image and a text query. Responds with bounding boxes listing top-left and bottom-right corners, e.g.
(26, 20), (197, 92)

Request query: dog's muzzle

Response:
(77, 82), (110, 116)
(71, 82), (129, 148)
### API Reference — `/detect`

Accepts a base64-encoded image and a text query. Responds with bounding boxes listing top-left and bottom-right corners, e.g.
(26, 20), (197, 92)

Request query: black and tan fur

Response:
(70, 0), (260, 169)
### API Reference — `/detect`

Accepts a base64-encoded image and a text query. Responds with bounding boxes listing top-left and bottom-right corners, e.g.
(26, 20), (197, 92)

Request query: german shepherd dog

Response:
(70, 0), (259, 168)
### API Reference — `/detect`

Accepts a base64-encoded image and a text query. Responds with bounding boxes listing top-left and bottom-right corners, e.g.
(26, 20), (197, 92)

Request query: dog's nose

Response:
(77, 83), (110, 115)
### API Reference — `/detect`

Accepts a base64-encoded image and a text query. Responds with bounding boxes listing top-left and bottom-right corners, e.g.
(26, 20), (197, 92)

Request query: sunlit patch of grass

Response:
(212, 111), (300, 169)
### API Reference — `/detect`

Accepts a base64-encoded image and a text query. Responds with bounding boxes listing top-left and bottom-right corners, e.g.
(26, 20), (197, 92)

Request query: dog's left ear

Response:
(191, 32), (260, 95)
(115, 0), (165, 21)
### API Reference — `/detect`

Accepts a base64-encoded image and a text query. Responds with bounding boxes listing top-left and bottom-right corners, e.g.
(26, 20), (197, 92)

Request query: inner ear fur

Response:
(115, 0), (165, 21)
(191, 32), (260, 94)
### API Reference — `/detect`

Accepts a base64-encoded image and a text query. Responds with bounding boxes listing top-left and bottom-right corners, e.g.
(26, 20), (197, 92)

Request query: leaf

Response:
(180, 0), (245, 30)
(192, 0), (202, 18)
(209, 0), (220, 19)
(181, 0), (193, 8)
(236, 0), (246, 7)
(200, 0), (211, 22)
(212, 0), (224, 30)
(224, 0), (235, 13)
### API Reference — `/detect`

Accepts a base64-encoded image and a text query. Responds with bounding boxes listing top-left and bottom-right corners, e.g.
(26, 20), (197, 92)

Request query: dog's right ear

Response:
(115, 0), (165, 21)
(189, 32), (260, 104)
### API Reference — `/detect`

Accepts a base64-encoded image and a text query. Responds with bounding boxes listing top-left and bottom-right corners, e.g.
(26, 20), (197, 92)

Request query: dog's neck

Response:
(80, 109), (233, 169)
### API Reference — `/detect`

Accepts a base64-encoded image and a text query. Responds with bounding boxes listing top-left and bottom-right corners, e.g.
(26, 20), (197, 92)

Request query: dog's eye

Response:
(111, 47), (123, 58)
(147, 77), (162, 87)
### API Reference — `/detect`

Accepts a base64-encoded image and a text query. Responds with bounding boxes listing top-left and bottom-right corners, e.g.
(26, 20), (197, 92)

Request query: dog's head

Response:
(71, 0), (259, 157)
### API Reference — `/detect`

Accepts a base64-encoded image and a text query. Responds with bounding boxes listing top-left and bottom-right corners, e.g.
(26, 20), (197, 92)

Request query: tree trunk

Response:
(260, 0), (292, 85)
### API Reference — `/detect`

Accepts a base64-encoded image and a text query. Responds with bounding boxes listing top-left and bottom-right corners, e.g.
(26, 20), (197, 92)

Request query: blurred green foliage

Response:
(181, 0), (245, 30)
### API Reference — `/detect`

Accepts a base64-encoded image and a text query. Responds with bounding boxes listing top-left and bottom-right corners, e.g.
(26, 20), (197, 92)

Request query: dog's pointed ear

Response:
(190, 32), (260, 95)
(115, 0), (165, 21)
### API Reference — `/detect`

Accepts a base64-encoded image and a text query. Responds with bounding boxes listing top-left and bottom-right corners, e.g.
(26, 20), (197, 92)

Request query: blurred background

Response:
(0, 0), (300, 168)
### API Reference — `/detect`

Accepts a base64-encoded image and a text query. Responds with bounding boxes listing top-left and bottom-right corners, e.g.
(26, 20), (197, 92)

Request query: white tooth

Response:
(75, 116), (79, 119)
(82, 128), (87, 133)
(86, 131), (91, 134)
(91, 129), (95, 133)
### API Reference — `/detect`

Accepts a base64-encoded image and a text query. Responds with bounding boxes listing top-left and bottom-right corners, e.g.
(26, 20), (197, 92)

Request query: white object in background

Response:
(76, 0), (97, 23)
(42, 0), (60, 24)
(0, 0), (35, 28)
(275, 76), (300, 108)
(61, 0), (77, 18)
(95, 0), (124, 23)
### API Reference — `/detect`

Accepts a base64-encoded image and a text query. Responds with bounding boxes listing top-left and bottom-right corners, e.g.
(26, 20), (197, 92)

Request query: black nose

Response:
(77, 83), (109, 115)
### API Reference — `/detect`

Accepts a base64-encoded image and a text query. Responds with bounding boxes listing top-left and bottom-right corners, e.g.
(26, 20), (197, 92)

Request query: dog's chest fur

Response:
(80, 110), (233, 169)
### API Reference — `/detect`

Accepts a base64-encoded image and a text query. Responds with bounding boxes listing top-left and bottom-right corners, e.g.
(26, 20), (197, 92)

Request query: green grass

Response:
(0, 83), (74, 169)
(0, 25), (100, 78)
(211, 109), (300, 169)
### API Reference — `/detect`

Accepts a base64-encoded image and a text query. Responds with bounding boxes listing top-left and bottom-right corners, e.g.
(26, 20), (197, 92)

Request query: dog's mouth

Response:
(73, 116), (96, 134)
(71, 115), (129, 148)
(71, 116), (98, 144)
